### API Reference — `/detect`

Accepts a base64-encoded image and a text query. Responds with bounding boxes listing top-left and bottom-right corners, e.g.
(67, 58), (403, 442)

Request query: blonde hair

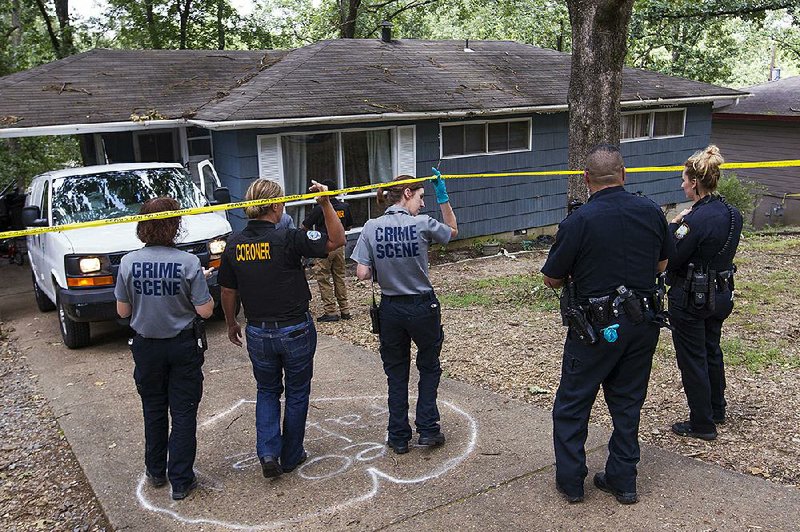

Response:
(685, 145), (724, 193)
(244, 178), (284, 219)
(376, 175), (424, 207)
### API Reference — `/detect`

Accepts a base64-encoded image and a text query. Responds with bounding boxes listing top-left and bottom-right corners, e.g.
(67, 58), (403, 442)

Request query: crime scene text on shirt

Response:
(375, 225), (420, 259)
(131, 261), (182, 296)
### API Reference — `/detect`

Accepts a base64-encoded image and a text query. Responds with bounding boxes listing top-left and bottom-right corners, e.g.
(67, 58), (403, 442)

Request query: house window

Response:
(621, 109), (685, 141)
(441, 118), (531, 158)
(258, 126), (414, 230)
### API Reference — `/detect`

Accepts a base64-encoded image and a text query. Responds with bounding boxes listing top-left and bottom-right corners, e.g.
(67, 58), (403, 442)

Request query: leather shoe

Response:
(386, 440), (409, 454)
(145, 470), (167, 488)
(418, 432), (446, 447)
(282, 451), (308, 473)
(318, 314), (340, 322)
(260, 455), (283, 478)
(556, 483), (584, 503)
(171, 477), (198, 501)
(671, 421), (717, 441)
(593, 473), (638, 504)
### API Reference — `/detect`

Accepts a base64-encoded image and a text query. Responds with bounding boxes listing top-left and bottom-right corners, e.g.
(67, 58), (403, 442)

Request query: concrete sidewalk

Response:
(1, 263), (798, 531)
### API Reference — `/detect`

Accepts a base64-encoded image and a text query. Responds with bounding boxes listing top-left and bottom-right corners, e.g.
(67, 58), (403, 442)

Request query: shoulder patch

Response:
(307, 230), (322, 241)
(675, 223), (690, 240)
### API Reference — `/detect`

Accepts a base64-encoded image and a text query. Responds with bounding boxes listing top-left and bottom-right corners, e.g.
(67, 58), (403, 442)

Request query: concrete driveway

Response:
(1, 261), (798, 531)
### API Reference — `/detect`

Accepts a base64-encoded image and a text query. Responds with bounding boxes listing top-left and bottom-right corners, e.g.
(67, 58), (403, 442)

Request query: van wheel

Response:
(32, 272), (56, 312)
(56, 291), (91, 349)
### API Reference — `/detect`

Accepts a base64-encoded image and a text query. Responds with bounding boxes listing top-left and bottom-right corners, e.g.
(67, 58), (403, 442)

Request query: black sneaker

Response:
(556, 483), (584, 504)
(145, 470), (167, 488)
(318, 314), (340, 323)
(340, 313), (352, 320)
(593, 473), (638, 505)
(418, 432), (446, 447)
(260, 455), (283, 478)
(386, 440), (410, 454)
(171, 477), (198, 501)
(671, 421), (717, 441)
(282, 451), (308, 473)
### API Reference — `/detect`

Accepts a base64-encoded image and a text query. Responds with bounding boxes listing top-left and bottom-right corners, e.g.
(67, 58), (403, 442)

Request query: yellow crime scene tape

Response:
(1, 159), (799, 240)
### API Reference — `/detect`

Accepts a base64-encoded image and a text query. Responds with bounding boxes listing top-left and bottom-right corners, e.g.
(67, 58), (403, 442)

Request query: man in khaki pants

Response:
(302, 180), (353, 322)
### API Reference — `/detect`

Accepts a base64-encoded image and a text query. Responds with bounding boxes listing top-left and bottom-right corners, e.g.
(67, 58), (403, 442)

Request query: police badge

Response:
(307, 230), (322, 241)
(675, 223), (690, 239)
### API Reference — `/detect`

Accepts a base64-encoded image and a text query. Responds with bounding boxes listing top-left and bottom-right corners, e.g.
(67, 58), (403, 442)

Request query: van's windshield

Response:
(51, 168), (207, 226)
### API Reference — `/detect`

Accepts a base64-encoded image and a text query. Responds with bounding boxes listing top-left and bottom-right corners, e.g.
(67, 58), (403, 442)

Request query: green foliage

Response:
(717, 171), (767, 224)
(0, 137), (81, 189)
(722, 337), (798, 371)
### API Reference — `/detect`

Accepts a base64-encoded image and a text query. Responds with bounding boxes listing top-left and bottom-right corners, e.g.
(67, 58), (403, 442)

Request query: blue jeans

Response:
(131, 329), (203, 492)
(378, 292), (444, 445)
(245, 314), (316, 469)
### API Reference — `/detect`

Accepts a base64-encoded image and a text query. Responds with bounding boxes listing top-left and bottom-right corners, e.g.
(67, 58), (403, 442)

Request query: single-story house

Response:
(0, 35), (745, 240)
(712, 75), (800, 227)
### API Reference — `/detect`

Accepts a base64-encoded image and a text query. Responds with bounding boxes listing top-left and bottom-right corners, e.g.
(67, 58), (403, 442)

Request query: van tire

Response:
(56, 291), (91, 349)
(32, 272), (56, 312)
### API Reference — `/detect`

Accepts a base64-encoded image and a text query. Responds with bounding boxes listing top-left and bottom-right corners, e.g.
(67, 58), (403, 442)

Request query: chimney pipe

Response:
(380, 20), (393, 43)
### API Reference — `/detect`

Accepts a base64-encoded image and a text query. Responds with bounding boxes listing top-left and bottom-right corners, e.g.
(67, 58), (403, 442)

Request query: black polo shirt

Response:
(667, 194), (743, 278)
(217, 220), (328, 322)
(541, 186), (671, 301)
(302, 199), (353, 232)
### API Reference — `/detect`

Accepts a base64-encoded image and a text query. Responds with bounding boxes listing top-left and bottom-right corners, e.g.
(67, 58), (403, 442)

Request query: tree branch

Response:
(644, 1), (796, 20)
(33, 0), (61, 57)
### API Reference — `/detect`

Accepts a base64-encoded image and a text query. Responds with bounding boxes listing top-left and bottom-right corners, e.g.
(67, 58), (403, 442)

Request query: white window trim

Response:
(260, 125), (411, 232)
(439, 117), (532, 160)
(620, 108), (686, 143)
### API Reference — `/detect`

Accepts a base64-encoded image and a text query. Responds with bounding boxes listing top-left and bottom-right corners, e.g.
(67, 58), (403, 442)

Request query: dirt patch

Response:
(314, 229), (800, 488)
(0, 324), (110, 531)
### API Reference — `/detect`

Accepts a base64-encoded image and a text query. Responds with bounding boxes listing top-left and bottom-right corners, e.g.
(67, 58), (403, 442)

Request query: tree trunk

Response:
(339, 0), (361, 39)
(566, 0), (634, 205)
(54, 0), (74, 56)
(177, 0), (192, 49)
(217, 0), (225, 49)
(145, 0), (161, 48)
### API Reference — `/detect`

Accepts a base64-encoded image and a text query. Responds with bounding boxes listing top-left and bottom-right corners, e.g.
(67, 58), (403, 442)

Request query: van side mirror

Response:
(21, 205), (47, 227)
(213, 187), (231, 205)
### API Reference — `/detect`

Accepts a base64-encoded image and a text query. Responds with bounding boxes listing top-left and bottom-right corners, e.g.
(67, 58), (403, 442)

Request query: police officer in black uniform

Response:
(542, 144), (670, 505)
(217, 178), (345, 478)
(667, 145), (743, 441)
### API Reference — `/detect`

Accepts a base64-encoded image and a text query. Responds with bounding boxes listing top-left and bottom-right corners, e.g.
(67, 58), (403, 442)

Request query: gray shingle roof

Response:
(0, 49), (281, 128)
(714, 75), (800, 118)
(0, 40), (743, 130)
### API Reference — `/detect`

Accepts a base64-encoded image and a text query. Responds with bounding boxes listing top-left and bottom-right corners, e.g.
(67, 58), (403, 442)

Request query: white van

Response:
(22, 162), (232, 348)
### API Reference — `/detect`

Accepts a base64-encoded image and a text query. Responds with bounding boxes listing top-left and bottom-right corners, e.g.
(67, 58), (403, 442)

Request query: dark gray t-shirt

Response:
(350, 205), (452, 296)
(114, 245), (211, 338)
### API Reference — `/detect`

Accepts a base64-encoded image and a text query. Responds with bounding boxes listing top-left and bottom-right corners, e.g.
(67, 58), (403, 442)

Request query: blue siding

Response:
(212, 104), (712, 235)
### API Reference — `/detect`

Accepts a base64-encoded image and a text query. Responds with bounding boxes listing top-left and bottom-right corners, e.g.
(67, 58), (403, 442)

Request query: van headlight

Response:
(209, 238), (227, 255)
(79, 257), (102, 273)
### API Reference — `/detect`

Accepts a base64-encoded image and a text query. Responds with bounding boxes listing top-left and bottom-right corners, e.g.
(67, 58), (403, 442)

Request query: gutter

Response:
(192, 94), (746, 130)
(0, 119), (188, 139)
(0, 93), (745, 137)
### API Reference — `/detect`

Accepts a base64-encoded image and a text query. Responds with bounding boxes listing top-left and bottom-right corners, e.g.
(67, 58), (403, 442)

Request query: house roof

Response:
(0, 40), (744, 135)
(0, 49), (282, 130)
(713, 75), (800, 120)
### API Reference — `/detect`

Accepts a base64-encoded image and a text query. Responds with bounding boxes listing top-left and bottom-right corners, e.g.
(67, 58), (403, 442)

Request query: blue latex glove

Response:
(431, 167), (449, 204)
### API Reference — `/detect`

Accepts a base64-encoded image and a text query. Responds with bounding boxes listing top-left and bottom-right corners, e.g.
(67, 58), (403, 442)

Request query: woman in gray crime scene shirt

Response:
(351, 173), (457, 455)
(115, 197), (214, 501)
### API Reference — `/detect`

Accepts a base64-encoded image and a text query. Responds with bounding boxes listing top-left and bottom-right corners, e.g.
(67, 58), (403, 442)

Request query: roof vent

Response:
(380, 20), (393, 43)
(464, 38), (474, 53)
